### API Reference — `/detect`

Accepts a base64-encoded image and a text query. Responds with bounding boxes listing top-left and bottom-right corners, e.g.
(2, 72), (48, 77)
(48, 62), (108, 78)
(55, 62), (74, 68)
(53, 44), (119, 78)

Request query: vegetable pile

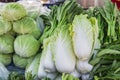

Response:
(0, 0), (119, 80)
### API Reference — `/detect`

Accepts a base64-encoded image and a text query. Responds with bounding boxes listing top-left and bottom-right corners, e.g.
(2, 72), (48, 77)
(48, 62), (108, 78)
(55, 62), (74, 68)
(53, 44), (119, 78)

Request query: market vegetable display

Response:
(88, 0), (120, 79)
(0, 0), (119, 80)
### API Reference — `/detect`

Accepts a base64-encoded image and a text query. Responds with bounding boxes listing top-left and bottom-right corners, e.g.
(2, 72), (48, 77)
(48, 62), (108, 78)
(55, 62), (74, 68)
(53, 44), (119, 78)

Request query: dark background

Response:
(0, 0), (19, 2)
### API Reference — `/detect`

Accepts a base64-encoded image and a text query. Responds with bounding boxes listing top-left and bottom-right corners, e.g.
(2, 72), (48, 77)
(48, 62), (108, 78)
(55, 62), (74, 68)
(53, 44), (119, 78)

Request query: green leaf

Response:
(89, 58), (101, 66)
(97, 49), (120, 57)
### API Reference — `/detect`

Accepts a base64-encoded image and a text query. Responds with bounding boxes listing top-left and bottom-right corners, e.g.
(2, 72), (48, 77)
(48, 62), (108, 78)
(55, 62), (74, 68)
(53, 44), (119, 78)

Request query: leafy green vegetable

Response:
(99, 0), (118, 38)
(89, 2), (120, 77)
(13, 17), (41, 39)
(53, 26), (76, 73)
(71, 14), (97, 60)
(97, 49), (120, 57)
(13, 54), (34, 68)
(0, 53), (12, 66)
(39, 0), (83, 44)
(94, 0), (120, 44)
(90, 41), (120, 79)
(1, 3), (27, 21)
(0, 17), (12, 35)
(0, 34), (14, 54)
(14, 35), (39, 57)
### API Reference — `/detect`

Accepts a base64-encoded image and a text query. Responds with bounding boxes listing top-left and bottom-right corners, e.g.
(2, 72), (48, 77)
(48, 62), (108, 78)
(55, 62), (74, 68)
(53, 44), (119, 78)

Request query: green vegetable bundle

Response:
(90, 41), (120, 80)
(0, 2), (44, 80)
(87, 0), (120, 80)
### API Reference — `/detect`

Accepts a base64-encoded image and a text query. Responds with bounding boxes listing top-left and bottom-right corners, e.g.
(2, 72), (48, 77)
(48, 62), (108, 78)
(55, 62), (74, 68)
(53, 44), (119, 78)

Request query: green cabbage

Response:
(13, 54), (34, 68)
(0, 35), (14, 54)
(13, 17), (40, 39)
(0, 53), (12, 66)
(14, 35), (39, 57)
(71, 14), (95, 60)
(53, 26), (76, 73)
(1, 3), (27, 21)
(30, 27), (41, 39)
(0, 17), (12, 35)
(0, 63), (9, 80)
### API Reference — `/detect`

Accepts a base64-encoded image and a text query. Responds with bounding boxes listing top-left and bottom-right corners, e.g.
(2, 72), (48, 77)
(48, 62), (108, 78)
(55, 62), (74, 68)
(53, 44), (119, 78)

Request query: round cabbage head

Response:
(1, 3), (27, 21)
(14, 35), (39, 57)
(0, 17), (12, 35)
(13, 54), (34, 68)
(0, 53), (12, 66)
(0, 35), (14, 54)
(13, 17), (40, 39)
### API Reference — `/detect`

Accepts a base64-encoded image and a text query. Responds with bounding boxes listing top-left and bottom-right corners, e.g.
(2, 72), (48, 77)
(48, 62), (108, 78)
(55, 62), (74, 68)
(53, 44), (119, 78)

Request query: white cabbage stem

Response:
(81, 74), (90, 80)
(76, 60), (93, 74)
(70, 69), (81, 78)
(47, 72), (57, 80)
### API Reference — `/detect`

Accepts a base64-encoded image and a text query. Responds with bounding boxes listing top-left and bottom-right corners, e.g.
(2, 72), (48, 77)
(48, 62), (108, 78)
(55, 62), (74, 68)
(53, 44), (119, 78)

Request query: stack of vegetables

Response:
(0, 0), (119, 80)
(0, 1), (45, 80)
(89, 0), (120, 79)
(36, 0), (99, 79)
